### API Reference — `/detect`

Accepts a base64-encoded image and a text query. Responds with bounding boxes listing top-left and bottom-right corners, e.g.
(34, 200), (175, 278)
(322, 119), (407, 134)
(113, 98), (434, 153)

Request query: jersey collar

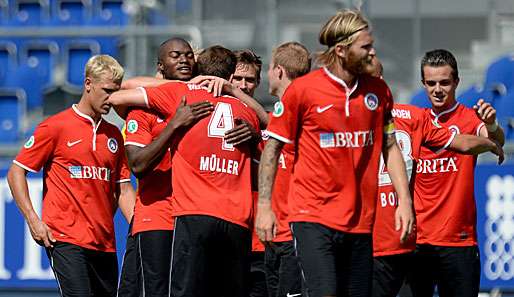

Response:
(430, 102), (459, 123)
(323, 67), (359, 117)
(72, 104), (103, 128)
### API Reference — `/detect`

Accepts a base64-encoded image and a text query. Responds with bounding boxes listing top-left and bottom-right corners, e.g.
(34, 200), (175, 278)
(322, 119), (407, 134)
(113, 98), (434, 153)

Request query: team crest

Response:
(24, 136), (35, 149)
(448, 125), (460, 135)
(107, 138), (118, 153)
(127, 120), (138, 133)
(261, 130), (270, 141)
(364, 93), (379, 111)
(273, 101), (284, 117)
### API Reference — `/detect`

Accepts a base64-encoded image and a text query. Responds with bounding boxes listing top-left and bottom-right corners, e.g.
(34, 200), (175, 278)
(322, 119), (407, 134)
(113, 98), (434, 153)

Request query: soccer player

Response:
(367, 57), (504, 297)
(108, 45), (260, 297)
(118, 37), (212, 297)
(408, 49), (505, 297)
(263, 41), (311, 297)
(7, 55), (135, 297)
(256, 10), (414, 297)
(231, 49), (262, 97)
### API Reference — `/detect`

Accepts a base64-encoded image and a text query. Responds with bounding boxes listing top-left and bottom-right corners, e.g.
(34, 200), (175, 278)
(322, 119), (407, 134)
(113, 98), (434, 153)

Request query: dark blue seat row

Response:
(0, 88), (26, 143)
(0, 0), (129, 27)
(0, 39), (114, 110)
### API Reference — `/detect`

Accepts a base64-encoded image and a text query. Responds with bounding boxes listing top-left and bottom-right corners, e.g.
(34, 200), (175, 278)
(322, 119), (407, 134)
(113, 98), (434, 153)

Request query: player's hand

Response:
(491, 140), (505, 165)
(28, 217), (56, 248)
(473, 99), (497, 125)
(256, 202), (277, 242)
(189, 75), (235, 97)
(395, 199), (415, 243)
(225, 118), (260, 146)
(169, 96), (214, 128)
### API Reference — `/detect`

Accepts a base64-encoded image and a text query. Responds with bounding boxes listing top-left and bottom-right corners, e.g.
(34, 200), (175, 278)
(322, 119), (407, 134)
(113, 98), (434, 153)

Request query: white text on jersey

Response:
(416, 157), (458, 174)
(200, 154), (239, 175)
(69, 166), (111, 181)
(319, 130), (374, 148)
(391, 109), (411, 119)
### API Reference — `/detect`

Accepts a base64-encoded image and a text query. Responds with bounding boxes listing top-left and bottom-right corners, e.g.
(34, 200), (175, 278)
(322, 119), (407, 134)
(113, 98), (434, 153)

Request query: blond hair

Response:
(84, 54), (124, 82)
(317, 9), (369, 67)
(272, 42), (311, 80)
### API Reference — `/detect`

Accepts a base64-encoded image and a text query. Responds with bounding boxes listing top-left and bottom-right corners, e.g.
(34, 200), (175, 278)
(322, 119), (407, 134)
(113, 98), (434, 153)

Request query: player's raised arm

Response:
(474, 98), (505, 146)
(448, 134), (504, 164)
(121, 76), (173, 90)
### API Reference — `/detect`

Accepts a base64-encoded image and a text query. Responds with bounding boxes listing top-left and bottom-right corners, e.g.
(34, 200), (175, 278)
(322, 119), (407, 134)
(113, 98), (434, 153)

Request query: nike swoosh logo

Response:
(156, 118), (164, 123)
(286, 293), (302, 297)
(316, 104), (334, 113)
(67, 139), (82, 147)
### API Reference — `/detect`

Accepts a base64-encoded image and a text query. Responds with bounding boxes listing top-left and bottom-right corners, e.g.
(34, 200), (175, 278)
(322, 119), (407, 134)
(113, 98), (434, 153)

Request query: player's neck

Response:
(327, 64), (357, 89)
(76, 98), (101, 124)
(276, 79), (291, 99)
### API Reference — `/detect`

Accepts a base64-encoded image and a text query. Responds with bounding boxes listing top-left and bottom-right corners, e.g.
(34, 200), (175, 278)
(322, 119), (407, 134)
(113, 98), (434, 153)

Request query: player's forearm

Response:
(7, 165), (40, 224)
(232, 88), (269, 129)
(126, 122), (179, 177)
(121, 76), (170, 90)
(487, 126), (505, 147)
(258, 138), (284, 207)
(450, 134), (498, 155)
(117, 182), (136, 222)
(109, 89), (147, 108)
(383, 141), (412, 206)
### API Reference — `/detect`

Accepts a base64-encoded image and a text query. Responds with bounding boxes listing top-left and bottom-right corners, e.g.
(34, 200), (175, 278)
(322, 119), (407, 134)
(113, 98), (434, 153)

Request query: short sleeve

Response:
(13, 122), (56, 172)
(125, 108), (153, 148)
(421, 113), (455, 153)
(266, 83), (302, 144)
(115, 145), (131, 183)
(141, 82), (183, 118)
(382, 83), (395, 131)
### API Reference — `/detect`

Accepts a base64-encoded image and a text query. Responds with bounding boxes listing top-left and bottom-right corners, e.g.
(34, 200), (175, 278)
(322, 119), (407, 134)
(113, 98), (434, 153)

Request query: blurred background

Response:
(0, 0), (513, 296)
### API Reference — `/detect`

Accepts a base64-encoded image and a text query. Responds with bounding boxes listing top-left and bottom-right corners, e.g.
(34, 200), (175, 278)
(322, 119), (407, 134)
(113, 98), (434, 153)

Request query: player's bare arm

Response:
(127, 97), (214, 177)
(382, 132), (415, 243)
(7, 165), (56, 248)
(117, 182), (136, 222)
(121, 76), (171, 90)
(256, 138), (285, 242)
(191, 75), (269, 128)
(474, 98), (505, 146)
(108, 88), (150, 119)
(449, 134), (504, 164)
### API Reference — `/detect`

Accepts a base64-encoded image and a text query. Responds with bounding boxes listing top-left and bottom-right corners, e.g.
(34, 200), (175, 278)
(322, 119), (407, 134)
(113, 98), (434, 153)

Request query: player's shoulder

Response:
(290, 68), (325, 88)
(37, 108), (75, 129)
(392, 103), (424, 119)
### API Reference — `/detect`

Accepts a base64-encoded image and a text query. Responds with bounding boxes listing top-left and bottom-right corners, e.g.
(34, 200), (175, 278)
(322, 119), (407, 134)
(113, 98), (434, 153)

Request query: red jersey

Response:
(266, 68), (394, 233)
(373, 104), (455, 256)
(125, 108), (173, 235)
(414, 103), (484, 246)
(141, 82), (260, 228)
(14, 105), (130, 252)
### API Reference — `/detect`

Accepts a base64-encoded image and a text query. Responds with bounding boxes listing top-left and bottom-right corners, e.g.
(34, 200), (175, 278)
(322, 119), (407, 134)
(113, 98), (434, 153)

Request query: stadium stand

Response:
(0, 41), (17, 86)
(0, 88), (26, 143)
(457, 84), (484, 108)
(495, 92), (514, 140)
(484, 55), (514, 98)
(410, 88), (432, 108)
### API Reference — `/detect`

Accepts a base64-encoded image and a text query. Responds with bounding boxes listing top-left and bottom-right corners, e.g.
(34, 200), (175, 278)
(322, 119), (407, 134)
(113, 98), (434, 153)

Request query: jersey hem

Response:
(373, 248), (415, 257)
(266, 130), (293, 144)
(124, 141), (146, 148)
(173, 211), (250, 229)
(416, 240), (477, 247)
(53, 237), (116, 253)
(289, 217), (372, 234)
(13, 160), (38, 173)
(132, 226), (174, 236)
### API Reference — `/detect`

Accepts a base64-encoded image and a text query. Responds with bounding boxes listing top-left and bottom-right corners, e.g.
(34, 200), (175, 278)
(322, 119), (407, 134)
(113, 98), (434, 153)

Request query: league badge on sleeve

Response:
(23, 136), (35, 149)
(364, 93), (379, 111)
(273, 101), (284, 117)
(127, 120), (138, 134)
(107, 138), (118, 153)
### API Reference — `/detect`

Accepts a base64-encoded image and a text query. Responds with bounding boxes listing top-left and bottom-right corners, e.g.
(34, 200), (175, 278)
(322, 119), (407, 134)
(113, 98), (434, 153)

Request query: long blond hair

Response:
(316, 9), (369, 67)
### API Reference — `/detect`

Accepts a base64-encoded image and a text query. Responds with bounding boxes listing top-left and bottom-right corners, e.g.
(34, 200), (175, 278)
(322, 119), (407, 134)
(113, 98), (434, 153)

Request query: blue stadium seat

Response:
(64, 39), (100, 87)
(0, 88), (26, 143)
(0, 0), (8, 26)
(93, 0), (128, 26)
(0, 41), (17, 86)
(410, 88), (432, 108)
(51, 0), (92, 26)
(495, 93), (514, 140)
(484, 55), (514, 97)
(457, 85), (483, 108)
(4, 64), (46, 110)
(10, 0), (50, 26)
(20, 40), (59, 87)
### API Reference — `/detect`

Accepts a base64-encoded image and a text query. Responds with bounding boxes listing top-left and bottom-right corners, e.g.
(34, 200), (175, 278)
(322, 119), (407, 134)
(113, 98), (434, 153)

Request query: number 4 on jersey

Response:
(208, 102), (235, 151)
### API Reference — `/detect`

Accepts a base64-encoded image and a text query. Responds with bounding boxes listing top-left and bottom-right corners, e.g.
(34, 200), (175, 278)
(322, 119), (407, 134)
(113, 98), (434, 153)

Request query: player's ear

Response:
(84, 77), (92, 92)
(334, 44), (347, 59)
